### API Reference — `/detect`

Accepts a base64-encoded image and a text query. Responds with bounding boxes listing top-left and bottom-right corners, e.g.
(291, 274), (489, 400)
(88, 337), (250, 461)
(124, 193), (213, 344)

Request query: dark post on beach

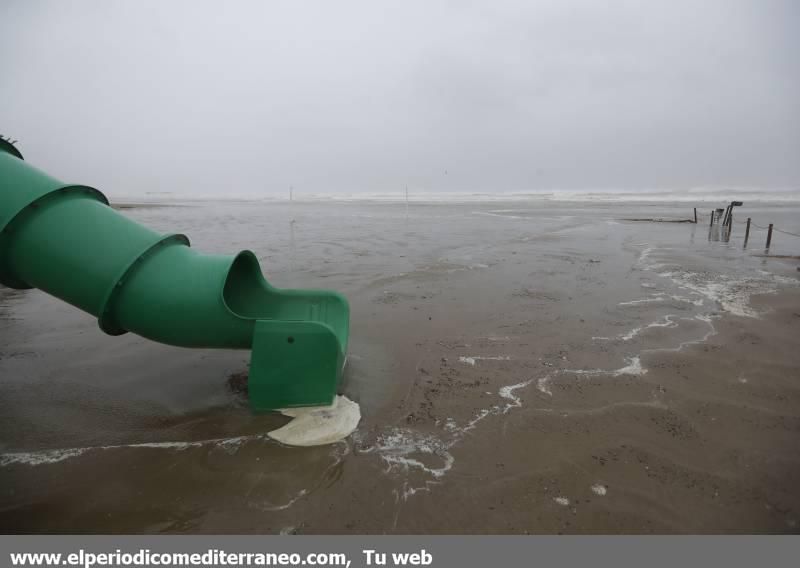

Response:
(694, 208), (697, 223)
(709, 210), (714, 228)
(744, 218), (751, 247)
(726, 201), (743, 227)
(766, 224), (774, 249)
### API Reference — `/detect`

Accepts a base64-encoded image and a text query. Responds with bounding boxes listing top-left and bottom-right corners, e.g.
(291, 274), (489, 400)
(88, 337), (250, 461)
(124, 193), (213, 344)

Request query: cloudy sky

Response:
(1, 0), (798, 196)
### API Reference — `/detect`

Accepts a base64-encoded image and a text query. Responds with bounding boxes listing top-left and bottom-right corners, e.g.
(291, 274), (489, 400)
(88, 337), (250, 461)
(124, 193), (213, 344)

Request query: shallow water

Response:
(1, 198), (799, 533)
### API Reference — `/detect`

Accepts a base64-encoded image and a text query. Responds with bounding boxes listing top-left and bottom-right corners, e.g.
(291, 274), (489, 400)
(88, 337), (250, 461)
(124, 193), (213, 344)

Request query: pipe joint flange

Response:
(0, 185), (109, 289)
(97, 233), (191, 336)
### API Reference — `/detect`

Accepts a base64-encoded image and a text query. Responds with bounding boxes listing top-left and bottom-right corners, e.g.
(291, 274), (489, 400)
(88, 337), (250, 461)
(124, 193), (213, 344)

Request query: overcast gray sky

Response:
(1, 0), (798, 196)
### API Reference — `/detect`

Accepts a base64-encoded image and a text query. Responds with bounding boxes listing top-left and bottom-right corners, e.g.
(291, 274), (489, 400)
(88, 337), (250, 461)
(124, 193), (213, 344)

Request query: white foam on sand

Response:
(498, 379), (535, 413)
(562, 367), (606, 376)
(267, 395), (361, 447)
(613, 356), (647, 376)
(363, 376), (540, 502)
(632, 240), (798, 319)
(637, 247), (655, 265)
(595, 315), (679, 343)
(618, 296), (666, 306)
(259, 490), (309, 511)
(1, 398), (361, 468)
(640, 315), (679, 333)
(0, 447), (92, 467)
(659, 271), (777, 318)
(537, 376), (553, 396)
(622, 288), (706, 308)
(362, 249), (798, 505)
(364, 251), (792, 504)
(645, 314), (719, 353)
(563, 356), (647, 378)
(0, 436), (248, 468)
(458, 355), (511, 366)
(618, 326), (645, 341)
(443, 381), (536, 437)
(367, 428), (454, 480)
(253, 442), (350, 513)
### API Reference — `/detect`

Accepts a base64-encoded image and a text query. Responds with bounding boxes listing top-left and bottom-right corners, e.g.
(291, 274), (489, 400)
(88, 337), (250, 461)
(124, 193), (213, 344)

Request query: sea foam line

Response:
(458, 355), (512, 366)
(251, 441), (350, 513)
(643, 314), (719, 353)
(0, 434), (258, 468)
(593, 315), (679, 342)
(561, 356), (647, 377)
(363, 376), (539, 502)
(618, 297), (666, 306)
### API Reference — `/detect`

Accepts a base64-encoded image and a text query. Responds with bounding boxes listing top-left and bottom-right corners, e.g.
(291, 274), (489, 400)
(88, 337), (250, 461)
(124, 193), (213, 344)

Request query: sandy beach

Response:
(1, 198), (799, 534)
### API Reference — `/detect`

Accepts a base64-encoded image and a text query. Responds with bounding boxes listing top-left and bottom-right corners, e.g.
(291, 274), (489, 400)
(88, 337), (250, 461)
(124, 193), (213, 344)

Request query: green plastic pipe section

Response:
(0, 139), (349, 411)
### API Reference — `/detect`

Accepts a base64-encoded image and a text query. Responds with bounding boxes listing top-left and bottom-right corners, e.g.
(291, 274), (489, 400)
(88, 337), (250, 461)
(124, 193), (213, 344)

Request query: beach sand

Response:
(1, 198), (799, 533)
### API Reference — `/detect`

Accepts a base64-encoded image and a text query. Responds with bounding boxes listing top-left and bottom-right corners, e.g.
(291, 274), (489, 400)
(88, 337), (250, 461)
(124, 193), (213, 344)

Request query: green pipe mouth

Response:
(221, 249), (272, 319)
(222, 249), (349, 348)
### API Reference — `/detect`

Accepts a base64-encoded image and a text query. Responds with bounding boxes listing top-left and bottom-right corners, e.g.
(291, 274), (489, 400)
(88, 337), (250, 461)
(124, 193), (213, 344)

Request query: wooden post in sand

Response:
(744, 218), (751, 247)
(766, 224), (774, 249)
(694, 208), (697, 223)
(709, 210), (714, 228)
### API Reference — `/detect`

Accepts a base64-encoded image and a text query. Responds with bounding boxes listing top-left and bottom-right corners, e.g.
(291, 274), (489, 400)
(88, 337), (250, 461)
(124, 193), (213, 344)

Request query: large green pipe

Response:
(0, 139), (349, 411)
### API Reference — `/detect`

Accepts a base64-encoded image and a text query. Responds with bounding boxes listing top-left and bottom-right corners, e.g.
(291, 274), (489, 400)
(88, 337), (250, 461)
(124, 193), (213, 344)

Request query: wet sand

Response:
(1, 199), (799, 533)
